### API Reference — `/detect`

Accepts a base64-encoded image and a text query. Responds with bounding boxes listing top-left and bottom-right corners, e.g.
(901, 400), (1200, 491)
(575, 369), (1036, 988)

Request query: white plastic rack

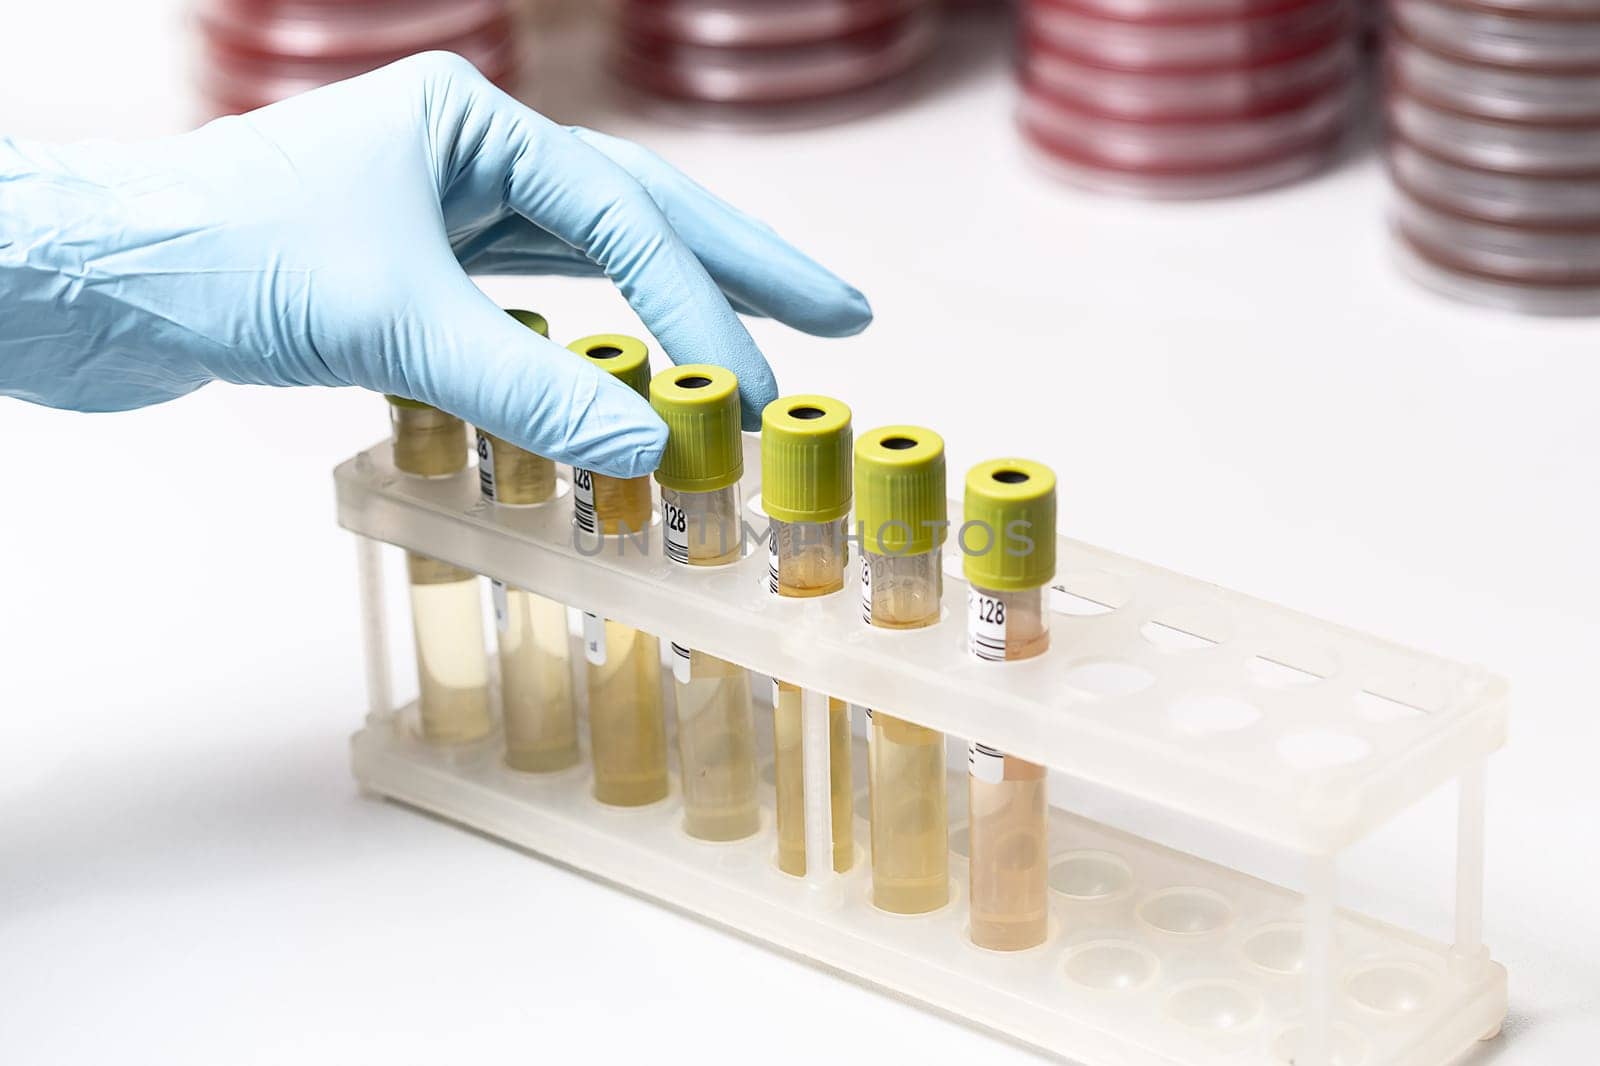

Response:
(335, 435), (1507, 1066)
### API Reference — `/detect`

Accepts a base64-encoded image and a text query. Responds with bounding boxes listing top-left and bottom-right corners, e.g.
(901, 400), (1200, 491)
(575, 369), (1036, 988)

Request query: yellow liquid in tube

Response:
(865, 549), (949, 914)
(666, 485), (760, 841)
(407, 553), (493, 744)
(968, 585), (1051, 951)
(771, 518), (854, 876)
(583, 471), (669, 807)
(500, 586), (578, 772)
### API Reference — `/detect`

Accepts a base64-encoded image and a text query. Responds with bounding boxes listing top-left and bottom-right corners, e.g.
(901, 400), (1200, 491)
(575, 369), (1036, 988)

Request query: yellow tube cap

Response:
(760, 395), (852, 524)
(854, 426), (947, 556)
(962, 459), (1057, 592)
(506, 308), (550, 337)
(650, 364), (743, 493)
(568, 333), (651, 399)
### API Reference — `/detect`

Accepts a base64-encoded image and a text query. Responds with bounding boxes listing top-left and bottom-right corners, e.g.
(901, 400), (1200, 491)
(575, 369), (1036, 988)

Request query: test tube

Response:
(477, 310), (579, 773)
(761, 395), (855, 876)
(964, 459), (1057, 951)
(650, 364), (760, 841)
(386, 396), (493, 745)
(569, 334), (669, 807)
(856, 426), (951, 915)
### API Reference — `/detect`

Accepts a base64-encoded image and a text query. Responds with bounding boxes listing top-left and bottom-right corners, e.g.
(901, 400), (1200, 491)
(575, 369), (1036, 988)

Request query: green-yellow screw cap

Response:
(962, 459), (1057, 592)
(384, 395), (434, 410)
(506, 308), (550, 337)
(760, 395), (852, 524)
(855, 426), (947, 556)
(568, 333), (651, 398)
(649, 364), (743, 493)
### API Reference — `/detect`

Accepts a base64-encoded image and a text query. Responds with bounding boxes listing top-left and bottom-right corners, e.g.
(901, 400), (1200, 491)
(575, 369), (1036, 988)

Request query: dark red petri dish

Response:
(1022, 35), (1356, 120)
(199, 23), (518, 113)
(619, 0), (927, 48)
(196, 0), (510, 62)
(616, 8), (937, 104)
(1024, 0), (1353, 74)
(1018, 80), (1351, 169)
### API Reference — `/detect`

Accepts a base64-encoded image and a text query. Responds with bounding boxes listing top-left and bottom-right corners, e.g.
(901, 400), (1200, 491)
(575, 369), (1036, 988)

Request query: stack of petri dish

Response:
(613, 0), (941, 127)
(195, 0), (521, 116)
(1385, 0), (1600, 313)
(1017, 0), (1362, 197)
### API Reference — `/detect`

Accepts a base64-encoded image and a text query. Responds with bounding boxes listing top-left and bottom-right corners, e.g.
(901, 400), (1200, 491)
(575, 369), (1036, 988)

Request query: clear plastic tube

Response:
(584, 473), (669, 806)
(864, 548), (949, 915)
(407, 552), (494, 744)
(478, 434), (578, 773)
(664, 484), (759, 841)
(499, 586), (578, 771)
(968, 585), (1051, 951)
(390, 402), (467, 478)
(770, 517), (854, 875)
(388, 402), (491, 745)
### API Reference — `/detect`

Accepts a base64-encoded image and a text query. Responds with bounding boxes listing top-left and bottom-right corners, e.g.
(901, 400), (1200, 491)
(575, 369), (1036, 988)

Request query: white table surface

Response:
(2, 4), (1596, 1064)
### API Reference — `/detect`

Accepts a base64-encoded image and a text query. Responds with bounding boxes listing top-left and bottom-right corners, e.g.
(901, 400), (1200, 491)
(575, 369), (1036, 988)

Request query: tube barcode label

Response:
(767, 526), (780, 595)
(968, 588), (1008, 661)
(476, 432), (496, 502)
(860, 553), (873, 624)
(670, 641), (692, 684)
(664, 499), (690, 565)
(969, 741), (1006, 784)
(491, 578), (509, 633)
(582, 611), (606, 665)
(572, 468), (597, 534)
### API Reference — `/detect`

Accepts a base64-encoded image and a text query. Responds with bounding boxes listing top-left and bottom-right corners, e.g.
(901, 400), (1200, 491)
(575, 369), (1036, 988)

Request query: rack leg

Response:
(1455, 762), (1487, 960)
(800, 687), (835, 891)
(1302, 854), (1337, 1066)
(355, 535), (393, 726)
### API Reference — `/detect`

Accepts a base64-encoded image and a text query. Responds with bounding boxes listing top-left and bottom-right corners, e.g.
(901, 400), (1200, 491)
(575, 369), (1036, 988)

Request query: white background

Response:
(2, 3), (1597, 1064)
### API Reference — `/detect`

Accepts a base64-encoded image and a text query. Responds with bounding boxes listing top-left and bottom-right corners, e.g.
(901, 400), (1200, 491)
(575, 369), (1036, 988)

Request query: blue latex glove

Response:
(0, 52), (871, 477)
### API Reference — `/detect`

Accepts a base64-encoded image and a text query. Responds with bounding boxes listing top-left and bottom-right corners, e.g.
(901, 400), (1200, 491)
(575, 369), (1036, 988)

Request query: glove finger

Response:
(566, 126), (872, 340)
(488, 110), (779, 430)
(386, 275), (667, 479)
(455, 215), (772, 318)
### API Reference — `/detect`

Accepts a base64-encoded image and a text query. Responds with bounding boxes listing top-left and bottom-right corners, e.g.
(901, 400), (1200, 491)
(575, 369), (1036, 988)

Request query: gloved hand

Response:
(0, 52), (871, 477)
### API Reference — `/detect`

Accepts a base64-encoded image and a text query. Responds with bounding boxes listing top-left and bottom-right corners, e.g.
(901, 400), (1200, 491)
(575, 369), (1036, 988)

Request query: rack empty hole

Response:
(1049, 851), (1133, 900)
(992, 469), (1029, 484)
(1138, 888), (1231, 935)
(1166, 981), (1262, 1032)
(880, 436), (918, 450)
(1065, 661), (1155, 698)
(1063, 941), (1158, 992)
(586, 345), (623, 359)
(1249, 653), (1333, 687)
(1241, 923), (1305, 975)
(1272, 1023), (1369, 1066)
(1050, 571), (1130, 617)
(1142, 621), (1217, 652)
(788, 405), (825, 420)
(676, 374), (712, 389)
(1347, 963), (1435, 1015)
(1356, 690), (1428, 723)
(1277, 731), (1371, 771)
(1168, 695), (1261, 735)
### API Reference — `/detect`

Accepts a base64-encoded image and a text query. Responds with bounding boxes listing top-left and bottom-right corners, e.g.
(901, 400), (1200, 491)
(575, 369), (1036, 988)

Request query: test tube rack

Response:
(335, 435), (1507, 1066)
